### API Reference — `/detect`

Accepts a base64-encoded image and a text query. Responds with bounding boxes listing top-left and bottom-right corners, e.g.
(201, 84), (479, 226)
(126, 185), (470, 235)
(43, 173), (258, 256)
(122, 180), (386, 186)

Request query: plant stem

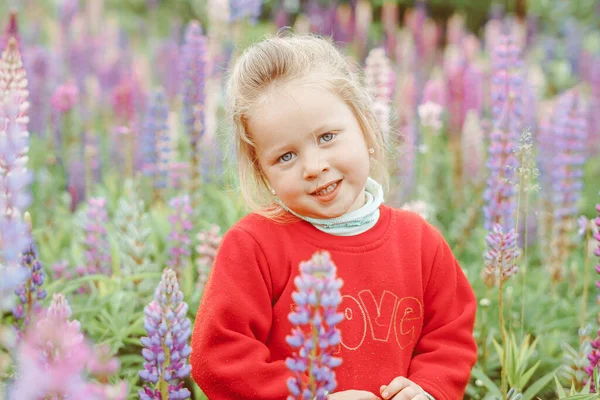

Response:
(499, 252), (507, 400)
(519, 189), (530, 338)
(580, 227), (591, 331)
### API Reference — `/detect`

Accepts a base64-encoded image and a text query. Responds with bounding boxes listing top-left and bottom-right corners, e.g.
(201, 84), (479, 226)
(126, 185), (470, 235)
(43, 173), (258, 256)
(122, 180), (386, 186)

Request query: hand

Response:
(326, 389), (382, 400)
(379, 377), (428, 400)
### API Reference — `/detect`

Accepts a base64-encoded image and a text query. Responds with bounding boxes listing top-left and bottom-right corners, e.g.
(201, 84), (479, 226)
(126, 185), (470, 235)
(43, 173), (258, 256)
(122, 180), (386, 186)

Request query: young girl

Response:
(190, 34), (477, 400)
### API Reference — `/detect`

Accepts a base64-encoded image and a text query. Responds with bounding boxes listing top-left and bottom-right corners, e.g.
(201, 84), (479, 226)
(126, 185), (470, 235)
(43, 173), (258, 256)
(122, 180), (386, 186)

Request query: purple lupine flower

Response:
(585, 198), (600, 390)
(481, 224), (520, 288)
(549, 89), (588, 281)
(141, 89), (169, 190)
(229, 0), (262, 24)
(23, 46), (53, 136)
(67, 148), (86, 212)
(139, 268), (192, 400)
(167, 195), (193, 277)
(153, 41), (181, 105)
(307, 0), (336, 37)
(12, 232), (47, 333)
(80, 198), (112, 275)
(196, 224), (222, 292)
(332, 2), (354, 45)
(0, 38), (33, 265)
(482, 32), (523, 233)
(11, 293), (127, 399)
(181, 21), (207, 143)
(286, 251), (343, 400)
(181, 21), (207, 208)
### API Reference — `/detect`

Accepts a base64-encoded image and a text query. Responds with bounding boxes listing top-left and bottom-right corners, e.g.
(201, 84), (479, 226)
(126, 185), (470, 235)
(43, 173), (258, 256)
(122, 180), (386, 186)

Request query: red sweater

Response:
(190, 205), (477, 400)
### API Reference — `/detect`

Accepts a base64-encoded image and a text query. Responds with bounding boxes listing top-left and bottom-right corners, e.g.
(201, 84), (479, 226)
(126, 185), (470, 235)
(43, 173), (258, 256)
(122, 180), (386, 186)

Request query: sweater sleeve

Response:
(407, 225), (477, 400)
(190, 227), (294, 399)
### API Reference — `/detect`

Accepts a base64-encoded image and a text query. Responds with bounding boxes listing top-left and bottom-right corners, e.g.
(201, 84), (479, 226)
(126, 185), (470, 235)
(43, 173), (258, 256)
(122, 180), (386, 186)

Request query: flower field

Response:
(1, 0), (600, 399)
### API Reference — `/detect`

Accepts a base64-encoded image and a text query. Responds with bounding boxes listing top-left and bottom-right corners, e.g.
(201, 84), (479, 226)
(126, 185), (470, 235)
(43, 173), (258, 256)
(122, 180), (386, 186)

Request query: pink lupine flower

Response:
(196, 224), (222, 292)
(0, 9), (20, 52)
(482, 224), (520, 288)
(286, 251), (343, 400)
(167, 195), (194, 276)
(585, 198), (600, 390)
(422, 74), (447, 109)
(50, 80), (79, 113)
(11, 293), (126, 399)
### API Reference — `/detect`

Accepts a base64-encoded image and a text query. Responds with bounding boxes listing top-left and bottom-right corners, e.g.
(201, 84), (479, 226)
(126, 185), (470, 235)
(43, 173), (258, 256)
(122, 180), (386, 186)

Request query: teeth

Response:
(316, 182), (338, 195)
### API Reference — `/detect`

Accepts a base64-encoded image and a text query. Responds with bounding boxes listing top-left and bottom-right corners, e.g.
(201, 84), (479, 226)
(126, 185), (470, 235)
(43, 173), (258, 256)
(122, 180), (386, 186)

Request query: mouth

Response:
(310, 179), (342, 201)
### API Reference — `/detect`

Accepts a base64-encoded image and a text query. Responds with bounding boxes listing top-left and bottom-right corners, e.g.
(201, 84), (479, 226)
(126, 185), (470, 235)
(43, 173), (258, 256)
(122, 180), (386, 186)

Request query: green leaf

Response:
(471, 366), (502, 398)
(521, 369), (558, 400)
(555, 375), (567, 398)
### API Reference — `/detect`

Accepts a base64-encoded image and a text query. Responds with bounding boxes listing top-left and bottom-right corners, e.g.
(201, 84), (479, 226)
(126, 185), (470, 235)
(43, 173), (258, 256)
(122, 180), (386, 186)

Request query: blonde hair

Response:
(226, 33), (389, 220)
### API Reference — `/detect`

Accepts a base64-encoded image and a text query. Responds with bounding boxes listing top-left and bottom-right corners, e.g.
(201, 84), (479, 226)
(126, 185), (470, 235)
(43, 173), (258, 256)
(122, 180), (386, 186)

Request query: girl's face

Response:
(248, 78), (371, 219)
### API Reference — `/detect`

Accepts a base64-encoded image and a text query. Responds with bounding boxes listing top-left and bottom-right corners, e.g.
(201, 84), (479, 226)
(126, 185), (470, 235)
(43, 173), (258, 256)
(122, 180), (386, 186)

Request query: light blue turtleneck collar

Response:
(275, 177), (384, 236)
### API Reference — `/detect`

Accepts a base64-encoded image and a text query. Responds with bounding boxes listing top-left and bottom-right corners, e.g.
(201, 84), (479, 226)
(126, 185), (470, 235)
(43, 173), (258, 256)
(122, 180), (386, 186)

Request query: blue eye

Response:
(279, 152), (294, 163)
(320, 133), (335, 143)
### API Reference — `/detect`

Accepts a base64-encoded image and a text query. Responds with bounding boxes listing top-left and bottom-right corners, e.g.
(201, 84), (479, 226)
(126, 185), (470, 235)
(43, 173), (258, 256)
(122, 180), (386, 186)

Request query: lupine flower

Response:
(78, 197), (112, 276)
(153, 41), (181, 105)
(400, 200), (433, 221)
(0, 9), (20, 52)
(11, 293), (127, 399)
(229, 0), (262, 24)
(141, 89), (169, 192)
(482, 224), (520, 288)
(549, 90), (588, 281)
(482, 32), (523, 233)
(461, 110), (485, 185)
(196, 224), (222, 292)
(167, 195), (193, 277)
(463, 61), (484, 116)
(422, 73), (447, 108)
(67, 147), (86, 211)
(12, 228), (47, 334)
(585, 198), (600, 390)
(381, 2), (398, 59)
(181, 21), (206, 142)
(139, 268), (192, 400)
(0, 38), (32, 269)
(169, 162), (189, 190)
(286, 251), (343, 400)
(181, 20), (207, 208)
(443, 45), (465, 134)
(364, 48), (394, 143)
(23, 46), (52, 136)
(50, 80), (79, 113)
(114, 181), (155, 287)
(417, 101), (443, 132)
(332, 3), (354, 44)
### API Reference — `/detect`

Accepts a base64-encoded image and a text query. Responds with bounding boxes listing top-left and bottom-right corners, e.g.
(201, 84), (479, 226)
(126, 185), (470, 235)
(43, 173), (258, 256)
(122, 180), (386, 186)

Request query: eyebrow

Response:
(265, 121), (339, 160)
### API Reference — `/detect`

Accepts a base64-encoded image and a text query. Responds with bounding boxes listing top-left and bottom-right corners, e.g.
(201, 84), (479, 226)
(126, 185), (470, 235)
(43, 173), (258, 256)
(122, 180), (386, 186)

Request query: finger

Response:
(381, 377), (412, 399)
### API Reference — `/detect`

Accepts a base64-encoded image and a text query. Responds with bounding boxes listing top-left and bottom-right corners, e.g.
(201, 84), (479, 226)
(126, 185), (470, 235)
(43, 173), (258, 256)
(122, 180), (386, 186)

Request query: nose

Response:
(302, 148), (329, 180)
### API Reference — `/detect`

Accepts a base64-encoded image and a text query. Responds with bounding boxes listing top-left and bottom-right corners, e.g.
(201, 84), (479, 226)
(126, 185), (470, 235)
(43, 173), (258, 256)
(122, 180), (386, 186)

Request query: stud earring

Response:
(271, 189), (276, 196)
(368, 148), (375, 155)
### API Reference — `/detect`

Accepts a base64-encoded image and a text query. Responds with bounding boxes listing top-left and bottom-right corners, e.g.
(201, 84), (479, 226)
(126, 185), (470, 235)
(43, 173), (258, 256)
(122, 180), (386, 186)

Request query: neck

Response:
(275, 177), (384, 236)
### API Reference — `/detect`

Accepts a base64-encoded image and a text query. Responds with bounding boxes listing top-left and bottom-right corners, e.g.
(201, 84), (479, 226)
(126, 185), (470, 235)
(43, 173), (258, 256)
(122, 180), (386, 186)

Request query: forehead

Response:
(246, 79), (353, 150)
